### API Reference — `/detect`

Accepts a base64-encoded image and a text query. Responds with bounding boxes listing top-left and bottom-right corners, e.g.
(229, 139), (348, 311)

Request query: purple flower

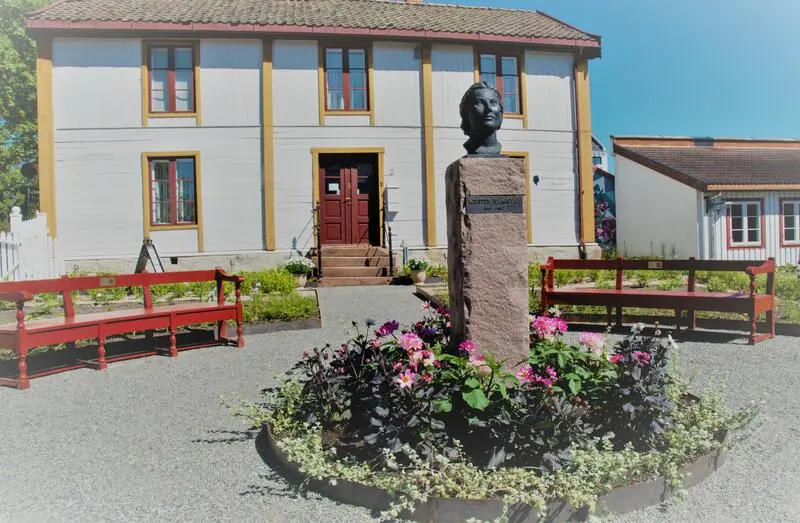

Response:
(375, 320), (400, 337)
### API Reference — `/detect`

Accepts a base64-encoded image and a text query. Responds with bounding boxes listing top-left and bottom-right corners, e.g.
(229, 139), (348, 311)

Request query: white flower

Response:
(548, 305), (561, 317)
(631, 322), (646, 334)
(667, 334), (679, 350)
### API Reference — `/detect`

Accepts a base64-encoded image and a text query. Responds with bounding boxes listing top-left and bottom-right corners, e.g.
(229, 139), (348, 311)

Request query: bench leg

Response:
(236, 314), (244, 349)
(767, 308), (776, 338)
(688, 309), (696, 331)
(217, 320), (227, 341)
(97, 326), (107, 370)
(749, 311), (757, 345)
(615, 306), (623, 328)
(169, 328), (178, 357)
(605, 306), (612, 328)
(17, 346), (29, 390)
(674, 309), (681, 331)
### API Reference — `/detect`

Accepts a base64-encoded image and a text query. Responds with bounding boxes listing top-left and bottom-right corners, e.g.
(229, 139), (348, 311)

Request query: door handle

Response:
(344, 198), (352, 203)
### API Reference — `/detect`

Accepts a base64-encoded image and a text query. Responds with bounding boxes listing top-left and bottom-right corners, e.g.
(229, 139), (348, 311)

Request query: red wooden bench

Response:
(0, 268), (244, 390)
(539, 257), (777, 345)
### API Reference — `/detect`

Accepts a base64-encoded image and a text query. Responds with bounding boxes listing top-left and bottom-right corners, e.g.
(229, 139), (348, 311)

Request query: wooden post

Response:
(235, 280), (244, 348)
(15, 302), (29, 390)
(687, 257), (696, 331)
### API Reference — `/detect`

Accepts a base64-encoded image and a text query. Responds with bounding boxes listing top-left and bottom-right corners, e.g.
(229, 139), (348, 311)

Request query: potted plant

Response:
(406, 258), (430, 284)
(283, 257), (315, 287)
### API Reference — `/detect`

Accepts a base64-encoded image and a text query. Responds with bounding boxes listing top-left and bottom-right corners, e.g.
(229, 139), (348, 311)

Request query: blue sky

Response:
(438, 0), (800, 163)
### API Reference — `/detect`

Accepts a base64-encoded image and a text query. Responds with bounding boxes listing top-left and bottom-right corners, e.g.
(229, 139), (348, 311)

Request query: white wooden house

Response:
(27, 0), (602, 275)
(613, 136), (800, 266)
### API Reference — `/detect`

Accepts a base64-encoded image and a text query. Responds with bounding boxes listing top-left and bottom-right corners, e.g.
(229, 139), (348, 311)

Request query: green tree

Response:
(0, 0), (47, 230)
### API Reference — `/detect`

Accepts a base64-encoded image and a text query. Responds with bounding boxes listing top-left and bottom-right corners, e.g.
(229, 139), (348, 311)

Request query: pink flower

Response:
(398, 332), (424, 351)
(370, 339), (382, 349)
(458, 340), (477, 353)
(421, 350), (436, 366)
(422, 302), (430, 310)
(468, 353), (487, 367)
(531, 316), (568, 341)
(392, 361), (403, 371)
(632, 351), (651, 366)
(578, 332), (606, 354)
(421, 373), (433, 383)
(516, 365), (535, 383)
(609, 353), (623, 364)
(375, 320), (399, 337)
(394, 369), (417, 390)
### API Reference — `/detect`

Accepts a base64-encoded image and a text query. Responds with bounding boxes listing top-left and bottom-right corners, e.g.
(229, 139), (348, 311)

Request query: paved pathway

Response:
(0, 286), (797, 522)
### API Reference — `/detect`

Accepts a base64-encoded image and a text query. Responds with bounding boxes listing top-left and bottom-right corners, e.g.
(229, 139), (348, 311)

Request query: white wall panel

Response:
(200, 39), (262, 127)
(52, 38), (142, 129)
(150, 229), (198, 254)
(325, 116), (371, 127)
(525, 52), (575, 132)
(54, 127), (262, 259)
(373, 42), (421, 127)
(615, 156), (699, 258)
(273, 40), (319, 127)
(146, 117), (197, 128)
(431, 45), (474, 128)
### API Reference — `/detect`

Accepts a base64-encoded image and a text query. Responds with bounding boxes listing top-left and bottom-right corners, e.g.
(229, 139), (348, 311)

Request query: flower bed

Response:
(237, 307), (757, 520)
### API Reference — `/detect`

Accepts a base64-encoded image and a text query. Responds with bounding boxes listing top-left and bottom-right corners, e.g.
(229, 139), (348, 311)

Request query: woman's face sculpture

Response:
(467, 87), (503, 136)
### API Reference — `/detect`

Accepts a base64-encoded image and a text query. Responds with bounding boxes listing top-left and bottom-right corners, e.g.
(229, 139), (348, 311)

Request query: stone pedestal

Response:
(446, 156), (530, 368)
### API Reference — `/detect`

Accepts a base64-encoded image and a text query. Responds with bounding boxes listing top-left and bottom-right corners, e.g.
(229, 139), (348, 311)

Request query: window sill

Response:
(729, 243), (764, 250)
(504, 113), (525, 120)
(150, 224), (199, 231)
(147, 112), (199, 119)
(324, 110), (371, 116)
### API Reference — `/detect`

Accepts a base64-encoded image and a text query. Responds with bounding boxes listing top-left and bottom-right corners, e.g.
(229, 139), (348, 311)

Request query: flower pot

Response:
(410, 270), (427, 284)
(293, 274), (307, 287)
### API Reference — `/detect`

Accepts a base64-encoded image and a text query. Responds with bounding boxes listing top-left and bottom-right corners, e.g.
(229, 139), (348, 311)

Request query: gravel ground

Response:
(0, 286), (797, 523)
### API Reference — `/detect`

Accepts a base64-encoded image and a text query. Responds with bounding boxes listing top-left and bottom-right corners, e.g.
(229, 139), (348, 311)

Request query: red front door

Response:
(319, 162), (373, 245)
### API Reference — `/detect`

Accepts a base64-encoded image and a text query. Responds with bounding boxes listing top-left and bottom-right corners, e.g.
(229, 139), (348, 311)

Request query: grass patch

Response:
(243, 293), (319, 323)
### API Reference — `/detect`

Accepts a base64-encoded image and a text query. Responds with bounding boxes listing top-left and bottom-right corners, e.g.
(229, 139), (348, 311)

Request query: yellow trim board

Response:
(421, 44), (437, 247)
(317, 44), (326, 126)
(141, 41), (202, 127)
(502, 151), (533, 244)
(262, 39), (276, 251)
(310, 147), (386, 249)
(36, 37), (56, 237)
(140, 151), (204, 252)
(574, 59), (595, 244)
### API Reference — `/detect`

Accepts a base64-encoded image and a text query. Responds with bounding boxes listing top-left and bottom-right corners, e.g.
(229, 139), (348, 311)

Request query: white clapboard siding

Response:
(0, 207), (65, 281)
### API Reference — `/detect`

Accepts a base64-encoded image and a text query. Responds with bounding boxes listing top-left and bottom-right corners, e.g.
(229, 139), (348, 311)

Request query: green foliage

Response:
(0, 0), (46, 228)
(243, 268), (295, 295)
(282, 257), (315, 275)
(242, 293), (318, 323)
(426, 263), (447, 278)
(406, 258), (430, 271)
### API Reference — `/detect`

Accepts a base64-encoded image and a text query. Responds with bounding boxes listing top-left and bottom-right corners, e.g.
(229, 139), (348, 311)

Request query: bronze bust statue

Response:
(459, 81), (504, 155)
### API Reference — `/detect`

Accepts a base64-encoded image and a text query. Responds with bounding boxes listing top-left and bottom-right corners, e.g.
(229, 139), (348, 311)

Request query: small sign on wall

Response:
(465, 194), (524, 214)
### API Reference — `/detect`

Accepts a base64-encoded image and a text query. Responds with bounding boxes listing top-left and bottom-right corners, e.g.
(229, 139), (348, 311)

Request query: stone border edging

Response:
(259, 426), (728, 523)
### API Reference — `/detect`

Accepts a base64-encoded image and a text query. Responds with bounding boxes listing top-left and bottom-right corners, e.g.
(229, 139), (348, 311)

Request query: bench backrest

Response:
(0, 269), (235, 317)
(540, 256), (776, 296)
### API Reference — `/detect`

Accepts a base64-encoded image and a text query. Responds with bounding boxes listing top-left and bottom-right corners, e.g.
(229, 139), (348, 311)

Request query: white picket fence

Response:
(0, 207), (64, 281)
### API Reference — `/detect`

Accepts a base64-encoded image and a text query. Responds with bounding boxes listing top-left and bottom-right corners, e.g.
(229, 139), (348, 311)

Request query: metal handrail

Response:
(383, 201), (393, 278)
(313, 202), (322, 279)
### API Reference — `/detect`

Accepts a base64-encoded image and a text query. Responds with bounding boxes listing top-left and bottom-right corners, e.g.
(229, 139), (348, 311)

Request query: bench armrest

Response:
(214, 268), (244, 284)
(0, 291), (33, 303)
(745, 260), (775, 277)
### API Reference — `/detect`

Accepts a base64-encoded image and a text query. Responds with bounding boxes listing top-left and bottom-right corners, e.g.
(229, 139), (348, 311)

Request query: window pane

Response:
(731, 216), (742, 231)
(150, 90), (167, 113)
(747, 229), (759, 243)
(350, 70), (366, 90)
(480, 54), (496, 74)
(174, 70), (193, 91)
(501, 56), (517, 75)
(326, 49), (343, 69)
(327, 88), (345, 110)
(786, 228), (797, 242)
(350, 89), (367, 111)
(747, 216), (759, 230)
(151, 70), (168, 112)
(150, 48), (168, 69)
(151, 70), (168, 91)
(747, 203), (759, 216)
(730, 204), (742, 217)
(480, 72), (497, 89)
(504, 92), (519, 114)
(784, 202), (795, 217)
(174, 47), (193, 69)
(151, 160), (171, 224)
(175, 91), (192, 112)
(732, 230), (743, 243)
(348, 49), (365, 70)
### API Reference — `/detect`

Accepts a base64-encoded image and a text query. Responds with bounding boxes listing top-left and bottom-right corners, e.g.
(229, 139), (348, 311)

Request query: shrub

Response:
(243, 293), (318, 323)
(244, 268), (295, 295)
(426, 264), (447, 278)
(406, 258), (429, 271)
(283, 257), (315, 276)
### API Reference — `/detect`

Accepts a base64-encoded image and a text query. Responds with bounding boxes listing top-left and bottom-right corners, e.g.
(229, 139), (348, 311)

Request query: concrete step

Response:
(321, 256), (392, 268)
(322, 266), (390, 278)
(320, 245), (388, 257)
(317, 276), (390, 287)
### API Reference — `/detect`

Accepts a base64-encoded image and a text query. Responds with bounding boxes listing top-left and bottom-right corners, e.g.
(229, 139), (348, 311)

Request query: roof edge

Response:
(24, 19), (602, 54)
(612, 135), (800, 149)
(613, 144), (708, 192)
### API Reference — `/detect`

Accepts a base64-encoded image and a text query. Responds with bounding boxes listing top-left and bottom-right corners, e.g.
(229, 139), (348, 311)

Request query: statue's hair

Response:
(459, 81), (503, 136)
